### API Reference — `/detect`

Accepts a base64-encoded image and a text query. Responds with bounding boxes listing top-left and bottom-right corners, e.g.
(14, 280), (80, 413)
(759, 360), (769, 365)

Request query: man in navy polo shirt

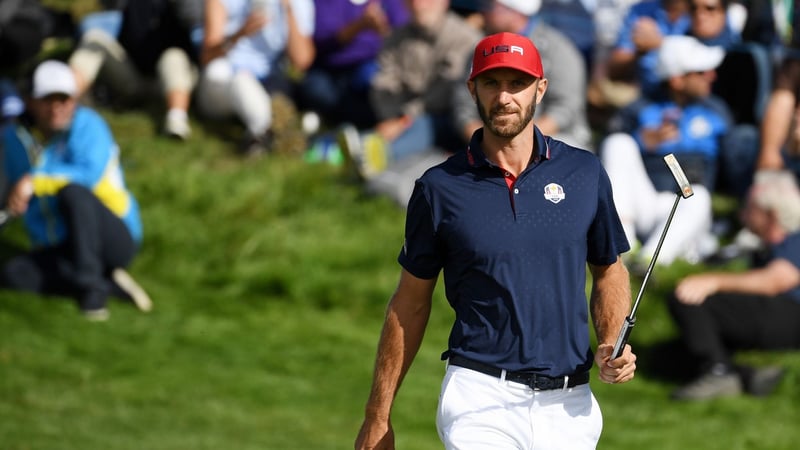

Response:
(355, 32), (637, 450)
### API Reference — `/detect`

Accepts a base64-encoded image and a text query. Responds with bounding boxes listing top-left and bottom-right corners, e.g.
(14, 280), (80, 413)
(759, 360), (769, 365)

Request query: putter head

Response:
(663, 154), (694, 199)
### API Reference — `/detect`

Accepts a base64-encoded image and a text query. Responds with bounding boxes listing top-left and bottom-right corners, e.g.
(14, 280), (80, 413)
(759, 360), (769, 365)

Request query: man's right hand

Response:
(355, 418), (394, 450)
(7, 175), (33, 216)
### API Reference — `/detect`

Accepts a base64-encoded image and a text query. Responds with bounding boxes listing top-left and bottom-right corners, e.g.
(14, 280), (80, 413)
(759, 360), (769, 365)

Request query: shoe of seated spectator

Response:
(111, 268), (153, 313)
(671, 364), (742, 401)
(337, 124), (388, 180)
(337, 123), (364, 176)
(239, 130), (273, 159)
(361, 133), (388, 179)
(740, 365), (786, 397)
(83, 307), (110, 322)
(304, 134), (344, 166)
(164, 110), (191, 140)
(80, 289), (110, 321)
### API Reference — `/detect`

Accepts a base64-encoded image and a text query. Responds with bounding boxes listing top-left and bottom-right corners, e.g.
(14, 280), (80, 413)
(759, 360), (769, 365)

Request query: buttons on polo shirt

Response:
(514, 188), (519, 194)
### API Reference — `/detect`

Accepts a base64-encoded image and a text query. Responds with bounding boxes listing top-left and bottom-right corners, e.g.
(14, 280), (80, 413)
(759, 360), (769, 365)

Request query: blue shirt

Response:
(615, 0), (690, 97)
(635, 97), (732, 160)
(399, 127), (630, 376)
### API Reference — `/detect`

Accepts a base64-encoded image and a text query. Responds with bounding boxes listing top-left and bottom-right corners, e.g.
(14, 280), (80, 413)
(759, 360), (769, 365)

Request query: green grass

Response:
(2, 107), (798, 450)
(6, 1), (800, 441)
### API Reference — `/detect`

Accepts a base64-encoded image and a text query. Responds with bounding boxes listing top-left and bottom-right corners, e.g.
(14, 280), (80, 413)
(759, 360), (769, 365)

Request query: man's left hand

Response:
(595, 343), (636, 384)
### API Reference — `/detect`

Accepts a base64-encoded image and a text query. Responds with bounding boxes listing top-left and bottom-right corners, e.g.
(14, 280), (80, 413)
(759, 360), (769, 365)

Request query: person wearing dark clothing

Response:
(669, 170), (800, 400)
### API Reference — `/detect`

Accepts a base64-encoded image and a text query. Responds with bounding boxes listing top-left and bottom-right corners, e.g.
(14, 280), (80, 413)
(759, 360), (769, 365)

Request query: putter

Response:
(611, 153), (694, 359)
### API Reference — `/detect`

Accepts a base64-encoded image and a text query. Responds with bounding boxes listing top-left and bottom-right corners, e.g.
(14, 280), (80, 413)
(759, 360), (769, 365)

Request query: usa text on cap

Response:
(469, 32), (544, 80)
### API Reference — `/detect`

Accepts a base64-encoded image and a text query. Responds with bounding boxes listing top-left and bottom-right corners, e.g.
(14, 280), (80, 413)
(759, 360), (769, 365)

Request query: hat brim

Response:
(470, 62), (542, 80)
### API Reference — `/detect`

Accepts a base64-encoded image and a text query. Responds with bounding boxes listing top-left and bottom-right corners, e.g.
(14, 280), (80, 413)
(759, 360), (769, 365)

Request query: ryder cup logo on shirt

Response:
(543, 183), (565, 204)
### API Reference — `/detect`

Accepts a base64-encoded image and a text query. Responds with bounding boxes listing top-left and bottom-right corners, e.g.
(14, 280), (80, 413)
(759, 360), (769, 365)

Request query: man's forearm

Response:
(590, 259), (632, 344)
(363, 288), (432, 420)
(757, 90), (795, 170)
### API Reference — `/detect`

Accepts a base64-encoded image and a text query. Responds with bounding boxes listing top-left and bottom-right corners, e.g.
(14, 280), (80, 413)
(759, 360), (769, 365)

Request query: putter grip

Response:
(611, 316), (636, 360)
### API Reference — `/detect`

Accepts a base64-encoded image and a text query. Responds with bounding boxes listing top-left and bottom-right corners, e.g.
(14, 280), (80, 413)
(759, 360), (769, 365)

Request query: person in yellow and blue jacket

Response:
(0, 60), (151, 321)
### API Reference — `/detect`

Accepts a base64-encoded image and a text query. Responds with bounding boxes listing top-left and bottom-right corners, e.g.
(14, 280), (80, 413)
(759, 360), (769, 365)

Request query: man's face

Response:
(689, 0), (727, 40)
(680, 69), (717, 99)
(469, 68), (545, 138)
(30, 93), (76, 134)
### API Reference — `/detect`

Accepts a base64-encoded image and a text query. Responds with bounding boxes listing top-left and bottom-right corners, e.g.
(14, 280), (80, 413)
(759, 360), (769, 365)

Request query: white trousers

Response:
(600, 133), (713, 265)
(436, 365), (603, 450)
(195, 58), (272, 137)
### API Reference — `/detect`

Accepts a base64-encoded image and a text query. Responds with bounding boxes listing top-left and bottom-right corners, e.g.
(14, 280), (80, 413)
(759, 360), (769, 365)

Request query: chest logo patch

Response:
(543, 183), (565, 204)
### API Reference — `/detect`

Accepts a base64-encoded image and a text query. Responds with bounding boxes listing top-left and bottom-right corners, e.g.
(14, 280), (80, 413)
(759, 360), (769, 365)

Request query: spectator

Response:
(600, 0), (691, 105)
(337, 0), (482, 196)
(587, 0), (642, 127)
(295, 0), (409, 130)
(196, 0), (315, 156)
(69, 0), (202, 140)
(737, 0), (780, 47)
(668, 170), (800, 400)
(701, 0), (772, 129)
(450, 0), (490, 29)
(755, 55), (800, 179)
(0, 0), (65, 74)
(453, 0), (593, 151)
(599, 36), (732, 266)
(0, 60), (151, 321)
(538, 0), (596, 73)
(74, 0), (127, 40)
(689, 0), (741, 46)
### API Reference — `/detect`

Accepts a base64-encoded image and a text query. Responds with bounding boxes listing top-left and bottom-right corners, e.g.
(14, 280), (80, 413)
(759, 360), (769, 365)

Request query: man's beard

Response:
(476, 93), (536, 138)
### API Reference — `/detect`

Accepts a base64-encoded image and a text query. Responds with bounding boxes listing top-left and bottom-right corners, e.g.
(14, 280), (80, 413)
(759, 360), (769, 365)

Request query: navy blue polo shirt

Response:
(398, 127), (630, 376)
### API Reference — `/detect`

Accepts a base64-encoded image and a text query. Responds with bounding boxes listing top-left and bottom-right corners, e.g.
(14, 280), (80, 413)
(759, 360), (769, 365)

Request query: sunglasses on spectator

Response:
(690, 3), (723, 12)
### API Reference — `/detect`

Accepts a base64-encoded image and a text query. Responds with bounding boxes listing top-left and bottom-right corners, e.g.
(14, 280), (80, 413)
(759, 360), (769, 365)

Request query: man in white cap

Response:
(0, 60), (151, 321)
(599, 35), (733, 267)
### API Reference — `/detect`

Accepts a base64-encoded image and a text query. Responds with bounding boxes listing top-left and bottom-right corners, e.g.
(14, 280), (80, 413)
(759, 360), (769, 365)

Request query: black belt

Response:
(448, 355), (590, 391)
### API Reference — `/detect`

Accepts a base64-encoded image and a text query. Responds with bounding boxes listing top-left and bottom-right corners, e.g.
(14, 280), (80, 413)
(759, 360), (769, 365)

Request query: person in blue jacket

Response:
(0, 60), (151, 321)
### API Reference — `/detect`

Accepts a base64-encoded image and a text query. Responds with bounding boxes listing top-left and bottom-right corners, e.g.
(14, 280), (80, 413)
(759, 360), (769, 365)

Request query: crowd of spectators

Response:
(1, 0), (800, 397)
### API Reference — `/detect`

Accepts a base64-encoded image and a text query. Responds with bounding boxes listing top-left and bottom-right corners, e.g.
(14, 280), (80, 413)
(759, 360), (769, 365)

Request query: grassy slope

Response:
(4, 1), (800, 446)
(1, 107), (798, 449)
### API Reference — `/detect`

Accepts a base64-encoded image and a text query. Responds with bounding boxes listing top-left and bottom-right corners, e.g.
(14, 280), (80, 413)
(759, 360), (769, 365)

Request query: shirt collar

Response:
(466, 126), (551, 169)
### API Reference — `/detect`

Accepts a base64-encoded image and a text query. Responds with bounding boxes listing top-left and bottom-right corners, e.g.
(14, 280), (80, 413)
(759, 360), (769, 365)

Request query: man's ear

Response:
(467, 79), (477, 102)
(535, 78), (548, 105)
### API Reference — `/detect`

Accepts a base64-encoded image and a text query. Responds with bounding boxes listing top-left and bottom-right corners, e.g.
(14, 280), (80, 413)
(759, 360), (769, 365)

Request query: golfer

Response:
(355, 32), (637, 450)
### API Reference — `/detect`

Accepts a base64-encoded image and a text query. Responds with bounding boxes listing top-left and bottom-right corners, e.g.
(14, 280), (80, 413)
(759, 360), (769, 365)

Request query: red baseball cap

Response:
(469, 32), (544, 80)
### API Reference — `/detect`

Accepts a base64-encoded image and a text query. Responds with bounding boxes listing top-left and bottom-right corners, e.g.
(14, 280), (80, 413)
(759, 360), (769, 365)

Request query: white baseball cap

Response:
(655, 35), (726, 80)
(32, 60), (77, 99)
(497, 0), (541, 16)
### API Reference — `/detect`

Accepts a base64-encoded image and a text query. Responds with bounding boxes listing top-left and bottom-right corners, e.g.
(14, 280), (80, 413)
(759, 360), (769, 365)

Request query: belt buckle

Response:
(530, 374), (552, 391)
(529, 374), (567, 391)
